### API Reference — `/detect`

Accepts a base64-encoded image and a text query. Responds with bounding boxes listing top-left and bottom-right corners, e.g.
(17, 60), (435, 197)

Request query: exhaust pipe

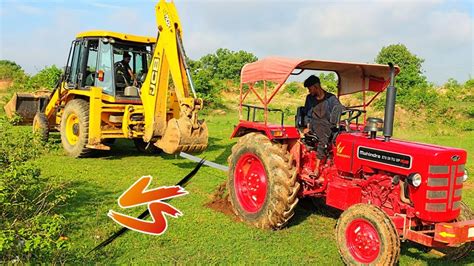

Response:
(383, 63), (396, 142)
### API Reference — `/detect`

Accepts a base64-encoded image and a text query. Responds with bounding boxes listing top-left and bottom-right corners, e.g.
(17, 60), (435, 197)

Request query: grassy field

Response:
(22, 109), (473, 265)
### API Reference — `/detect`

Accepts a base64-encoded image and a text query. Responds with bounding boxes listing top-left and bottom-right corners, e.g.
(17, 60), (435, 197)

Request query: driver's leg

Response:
(311, 122), (331, 178)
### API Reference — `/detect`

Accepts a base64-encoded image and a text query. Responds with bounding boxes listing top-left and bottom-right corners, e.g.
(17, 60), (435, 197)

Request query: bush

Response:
(189, 48), (257, 105)
(398, 84), (439, 111)
(0, 117), (74, 263)
(26, 65), (62, 91)
(285, 82), (302, 94)
(0, 60), (26, 81)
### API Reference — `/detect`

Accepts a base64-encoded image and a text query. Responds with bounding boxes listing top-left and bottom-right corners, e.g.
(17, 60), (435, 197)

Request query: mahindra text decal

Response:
(357, 146), (412, 169)
(108, 176), (188, 235)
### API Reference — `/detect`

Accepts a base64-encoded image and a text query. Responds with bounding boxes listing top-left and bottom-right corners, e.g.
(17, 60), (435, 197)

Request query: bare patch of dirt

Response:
(204, 181), (239, 220)
(0, 80), (12, 91)
(211, 109), (226, 115)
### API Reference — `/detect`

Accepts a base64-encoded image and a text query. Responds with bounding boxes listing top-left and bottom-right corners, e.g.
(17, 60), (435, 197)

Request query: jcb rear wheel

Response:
(336, 204), (400, 265)
(433, 201), (473, 260)
(227, 132), (300, 229)
(33, 112), (49, 142)
(60, 99), (92, 158)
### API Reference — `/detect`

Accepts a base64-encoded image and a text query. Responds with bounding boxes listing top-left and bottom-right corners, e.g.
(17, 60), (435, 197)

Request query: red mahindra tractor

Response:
(226, 57), (473, 264)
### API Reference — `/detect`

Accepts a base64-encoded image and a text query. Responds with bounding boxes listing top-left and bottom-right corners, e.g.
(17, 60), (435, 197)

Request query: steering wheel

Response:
(341, 108), (365, 130)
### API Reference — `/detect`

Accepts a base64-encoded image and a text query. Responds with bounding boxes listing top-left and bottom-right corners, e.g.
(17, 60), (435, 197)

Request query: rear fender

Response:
(230, 121), (300, 140)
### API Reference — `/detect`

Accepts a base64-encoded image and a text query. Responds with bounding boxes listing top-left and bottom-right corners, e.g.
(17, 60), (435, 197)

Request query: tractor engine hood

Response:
(334, 133), (467, 222)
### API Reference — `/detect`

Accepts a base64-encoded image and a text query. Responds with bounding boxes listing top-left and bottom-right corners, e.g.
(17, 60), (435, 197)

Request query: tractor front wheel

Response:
(336, 203), (400, 265)
(33, 112), (49, 142)
(433, 201), (473, 260)
(60, 99), (92, 158)
(227, 132), (300, 229)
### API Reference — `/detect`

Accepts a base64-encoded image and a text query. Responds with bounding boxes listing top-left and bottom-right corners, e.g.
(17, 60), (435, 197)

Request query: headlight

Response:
(408, 173), (422, 187)
(463, 169), (469, 182)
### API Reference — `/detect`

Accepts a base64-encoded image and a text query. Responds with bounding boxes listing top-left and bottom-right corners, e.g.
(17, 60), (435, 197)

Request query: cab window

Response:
(83, 40), (99, 87)
(96, 41), (114, 95)
(67, 41), (84, 88)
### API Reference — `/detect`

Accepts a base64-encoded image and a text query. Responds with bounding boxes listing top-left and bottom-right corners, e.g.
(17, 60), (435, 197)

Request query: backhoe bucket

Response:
(4, 91), (50, 124)
(156, 117), (208, 154)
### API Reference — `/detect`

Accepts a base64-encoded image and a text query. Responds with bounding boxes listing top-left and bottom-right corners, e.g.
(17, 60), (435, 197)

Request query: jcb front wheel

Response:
(227, 132), (300, 229)
(60, 99), (92, 158)
(336, 204), (400, 265)
(33, 112), (49, 142)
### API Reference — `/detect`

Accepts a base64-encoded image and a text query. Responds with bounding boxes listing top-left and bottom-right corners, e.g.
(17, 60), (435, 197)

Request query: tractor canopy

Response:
(240, 56), (400, 96)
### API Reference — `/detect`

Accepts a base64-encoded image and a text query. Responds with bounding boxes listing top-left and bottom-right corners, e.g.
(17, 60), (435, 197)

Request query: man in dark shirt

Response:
(303, 75), (343, 177)
(115, 52), (137, 87)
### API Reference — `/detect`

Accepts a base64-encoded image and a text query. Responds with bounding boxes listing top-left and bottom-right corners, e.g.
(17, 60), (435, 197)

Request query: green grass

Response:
(26, 111), (474, 264)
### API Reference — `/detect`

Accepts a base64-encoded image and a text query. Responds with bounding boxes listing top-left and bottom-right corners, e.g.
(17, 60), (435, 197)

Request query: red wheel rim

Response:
(234, 153), (268, 213)
(345, 218), (381, 263)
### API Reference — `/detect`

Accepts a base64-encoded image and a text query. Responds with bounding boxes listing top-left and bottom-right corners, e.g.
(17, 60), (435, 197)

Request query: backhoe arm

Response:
(140, 0), (208, 154)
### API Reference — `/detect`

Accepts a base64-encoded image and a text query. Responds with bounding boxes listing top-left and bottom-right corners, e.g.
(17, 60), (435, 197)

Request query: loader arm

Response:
(140, 0), (208, 154)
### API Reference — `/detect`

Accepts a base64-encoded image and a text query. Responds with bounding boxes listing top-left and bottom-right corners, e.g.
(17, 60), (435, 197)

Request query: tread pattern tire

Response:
(434, 201), (473, 261)
(227, 132), (300, 229)
(32, 112), (49, 142)
(60, 99), (92, 158)
(336, 203), (400, 265)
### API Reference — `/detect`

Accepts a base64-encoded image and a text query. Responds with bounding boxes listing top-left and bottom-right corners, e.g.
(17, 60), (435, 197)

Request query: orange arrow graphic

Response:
(118, 176), (187, 208)
(108, 176), (188, 235)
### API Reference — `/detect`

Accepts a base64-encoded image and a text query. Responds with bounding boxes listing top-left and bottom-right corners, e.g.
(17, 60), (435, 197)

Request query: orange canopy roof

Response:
(240, 57), (400, 95)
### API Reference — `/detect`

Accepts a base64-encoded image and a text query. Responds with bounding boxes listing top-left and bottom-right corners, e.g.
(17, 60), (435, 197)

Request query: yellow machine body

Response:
(26, 0), (208, 156)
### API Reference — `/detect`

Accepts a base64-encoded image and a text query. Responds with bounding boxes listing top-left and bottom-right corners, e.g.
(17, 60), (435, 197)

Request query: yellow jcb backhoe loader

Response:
(7, 0), (208, 157)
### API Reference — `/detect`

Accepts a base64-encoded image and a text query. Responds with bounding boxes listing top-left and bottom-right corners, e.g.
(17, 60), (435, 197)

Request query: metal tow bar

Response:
(179, 152), (229, 172)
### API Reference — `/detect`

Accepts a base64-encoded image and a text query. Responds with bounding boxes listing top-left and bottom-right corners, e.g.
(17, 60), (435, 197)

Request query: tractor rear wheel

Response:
(33, 112), (49, 142)
(60, 99), (92, 158)
(227, 132), (300, 229)
(336, 204), (400, 265)
(433, 201), (473, 260)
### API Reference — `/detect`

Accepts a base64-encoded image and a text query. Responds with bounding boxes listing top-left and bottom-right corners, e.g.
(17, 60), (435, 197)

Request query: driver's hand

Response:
(133, 79), (138, 86)
(303, 128), (309, 134)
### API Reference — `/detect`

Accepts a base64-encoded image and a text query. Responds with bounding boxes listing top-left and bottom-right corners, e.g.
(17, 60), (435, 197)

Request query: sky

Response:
(0, 0), (473, 85)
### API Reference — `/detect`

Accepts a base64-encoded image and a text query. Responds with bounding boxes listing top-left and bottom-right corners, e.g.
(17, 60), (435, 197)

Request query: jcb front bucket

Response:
(4, 91), (50, 124)
(156, 117), (208, 154)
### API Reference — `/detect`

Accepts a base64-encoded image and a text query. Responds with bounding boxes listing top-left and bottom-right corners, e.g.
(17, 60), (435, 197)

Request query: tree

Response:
(375, 44), (427, 94)
(189, 48), (257, 105)
(319, 72), (338, 94)
(195, 48), (257, 82)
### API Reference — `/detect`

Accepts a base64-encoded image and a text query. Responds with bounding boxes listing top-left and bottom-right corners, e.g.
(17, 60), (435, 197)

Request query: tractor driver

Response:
(303, 75), (344, 177)
(115, 52), (138, 88)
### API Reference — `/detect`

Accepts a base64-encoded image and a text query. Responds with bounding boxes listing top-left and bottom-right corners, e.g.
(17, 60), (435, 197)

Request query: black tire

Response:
(336, 204), (400, 265)
(311, 197), (341, 218)
(32, 112), (49, 142)
(60, 99), (92, 158)
(433, 201), (473, 260)
(103, 138), (116, 145)
(227, 132), (300, 229)
(133, 139), (162, 154)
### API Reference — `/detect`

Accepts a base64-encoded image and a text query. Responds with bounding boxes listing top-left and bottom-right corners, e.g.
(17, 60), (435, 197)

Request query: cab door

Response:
(96, 39), (115, 96)
(65, 40), (84, 89)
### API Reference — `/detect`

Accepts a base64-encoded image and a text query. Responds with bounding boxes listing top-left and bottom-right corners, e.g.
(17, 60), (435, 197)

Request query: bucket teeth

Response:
(156, 117), (208, 154)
